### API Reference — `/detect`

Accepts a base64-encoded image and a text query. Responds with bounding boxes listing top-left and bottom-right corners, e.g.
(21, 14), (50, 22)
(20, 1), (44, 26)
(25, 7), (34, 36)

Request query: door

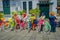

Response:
(39, 4), (49, 18)
(3, 0), (10, 14)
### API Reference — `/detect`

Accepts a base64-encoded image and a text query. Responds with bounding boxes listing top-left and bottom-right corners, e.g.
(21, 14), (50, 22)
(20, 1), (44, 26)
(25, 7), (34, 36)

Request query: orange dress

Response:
(32, 23), (36, 30)
(30, 16), (36, 30)
(4, 21), (9, 27)
(0, 18), (4, 27)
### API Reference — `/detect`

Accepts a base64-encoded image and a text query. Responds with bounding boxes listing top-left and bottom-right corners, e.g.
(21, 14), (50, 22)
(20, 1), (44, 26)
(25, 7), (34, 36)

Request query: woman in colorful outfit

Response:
(37, 17), (44, 32)
(30, 14), (36, 30)
(8, 17), (15, 31)
(13, 14), (21, 31)
(44, 19), (51, 33)
(0, 18), (4, 31)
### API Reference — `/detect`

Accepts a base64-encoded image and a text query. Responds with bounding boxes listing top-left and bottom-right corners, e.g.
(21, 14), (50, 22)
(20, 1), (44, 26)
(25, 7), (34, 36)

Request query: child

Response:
(43, 19), (51, 34)
(49, 12), (57, 32)
(37, 17), (44, 32)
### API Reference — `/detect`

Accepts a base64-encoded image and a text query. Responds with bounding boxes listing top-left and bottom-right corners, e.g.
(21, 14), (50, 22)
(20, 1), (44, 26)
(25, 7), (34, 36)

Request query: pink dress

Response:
(0, 20), (3, 27)
(38, 19), (44, 26)
(21, 21), (25, 29)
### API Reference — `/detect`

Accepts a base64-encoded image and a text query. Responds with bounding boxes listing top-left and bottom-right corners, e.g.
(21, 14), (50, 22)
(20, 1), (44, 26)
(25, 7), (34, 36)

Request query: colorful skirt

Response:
(16, 24), (20, 29)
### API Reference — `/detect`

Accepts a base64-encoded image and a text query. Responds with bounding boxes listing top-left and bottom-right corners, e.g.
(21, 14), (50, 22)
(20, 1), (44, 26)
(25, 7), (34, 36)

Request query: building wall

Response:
(32, 0), (39, 9)
(0, 0), (3, 11)
(10, 0), (17, 12)
(10, 0), (57, 14)
(49, 0), (57, 13)
(0, 0), (57, 14)
(10, 0), (39, 14)
(57, 0), (60, 15)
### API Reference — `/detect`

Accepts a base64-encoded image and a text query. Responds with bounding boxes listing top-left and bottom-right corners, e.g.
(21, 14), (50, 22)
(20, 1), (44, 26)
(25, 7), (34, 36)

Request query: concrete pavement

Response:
(0, 27), (60, 40)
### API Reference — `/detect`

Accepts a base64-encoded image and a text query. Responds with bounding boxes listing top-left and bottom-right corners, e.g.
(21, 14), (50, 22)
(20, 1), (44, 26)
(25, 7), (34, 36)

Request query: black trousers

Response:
(50, 25), (56, 32)
(40, 25), (44, 31)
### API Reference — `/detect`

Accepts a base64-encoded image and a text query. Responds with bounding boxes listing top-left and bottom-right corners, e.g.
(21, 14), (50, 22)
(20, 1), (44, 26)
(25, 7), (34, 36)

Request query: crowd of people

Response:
(0, 12), (59, 34)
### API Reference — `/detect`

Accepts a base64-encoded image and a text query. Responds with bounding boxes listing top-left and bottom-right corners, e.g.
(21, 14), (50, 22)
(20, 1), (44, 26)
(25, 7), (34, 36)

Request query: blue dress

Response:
(33, 19), (38, 26)
(28, 21), (32, 28)
(49, 16), (57, 32)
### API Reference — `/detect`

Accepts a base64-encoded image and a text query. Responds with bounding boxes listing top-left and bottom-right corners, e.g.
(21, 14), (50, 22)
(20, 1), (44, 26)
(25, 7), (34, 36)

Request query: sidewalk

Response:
(0, 27), (60, 40)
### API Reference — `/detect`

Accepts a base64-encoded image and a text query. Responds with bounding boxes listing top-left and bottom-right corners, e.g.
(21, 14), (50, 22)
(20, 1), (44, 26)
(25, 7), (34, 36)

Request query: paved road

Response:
(0, 27), (60, 40)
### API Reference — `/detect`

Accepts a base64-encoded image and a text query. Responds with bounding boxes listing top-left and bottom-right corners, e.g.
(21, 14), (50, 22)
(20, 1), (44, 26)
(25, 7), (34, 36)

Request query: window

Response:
(23, 2), (27, 11)
(3, 0), (10, 14)
(3, 0), (10, 7)
(29, 1), (32, 10)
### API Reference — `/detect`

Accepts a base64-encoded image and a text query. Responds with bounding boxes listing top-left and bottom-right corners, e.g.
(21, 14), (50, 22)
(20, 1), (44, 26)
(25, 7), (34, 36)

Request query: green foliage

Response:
(0, 13), (4, 19)
(18, 10), (26, 15)
(11, 11), (17, 15)
(30, 8), (40, 15)
(11, 10), (26, 16)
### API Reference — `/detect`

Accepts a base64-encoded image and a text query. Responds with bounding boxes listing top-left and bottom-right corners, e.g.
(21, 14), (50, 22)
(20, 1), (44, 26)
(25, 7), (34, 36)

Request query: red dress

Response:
(15, 18), (21, 29)
(21, 21), (25, 29)
(0, 20), (4, 27)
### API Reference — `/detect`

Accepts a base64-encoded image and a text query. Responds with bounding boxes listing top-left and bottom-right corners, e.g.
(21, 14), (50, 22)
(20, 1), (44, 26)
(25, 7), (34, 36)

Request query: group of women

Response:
(0, 12), (58, 33)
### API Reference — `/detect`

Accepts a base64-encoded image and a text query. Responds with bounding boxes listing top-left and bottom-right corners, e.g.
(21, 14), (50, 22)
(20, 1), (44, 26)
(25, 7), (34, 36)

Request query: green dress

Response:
(8, 18), (15, 28)
(44, 21), (51, 32)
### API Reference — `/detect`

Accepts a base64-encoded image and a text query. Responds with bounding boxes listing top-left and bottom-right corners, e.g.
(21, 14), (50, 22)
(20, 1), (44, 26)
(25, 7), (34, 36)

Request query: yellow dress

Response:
(1, 18), (5, 22)
(30, 16), (36, 23)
